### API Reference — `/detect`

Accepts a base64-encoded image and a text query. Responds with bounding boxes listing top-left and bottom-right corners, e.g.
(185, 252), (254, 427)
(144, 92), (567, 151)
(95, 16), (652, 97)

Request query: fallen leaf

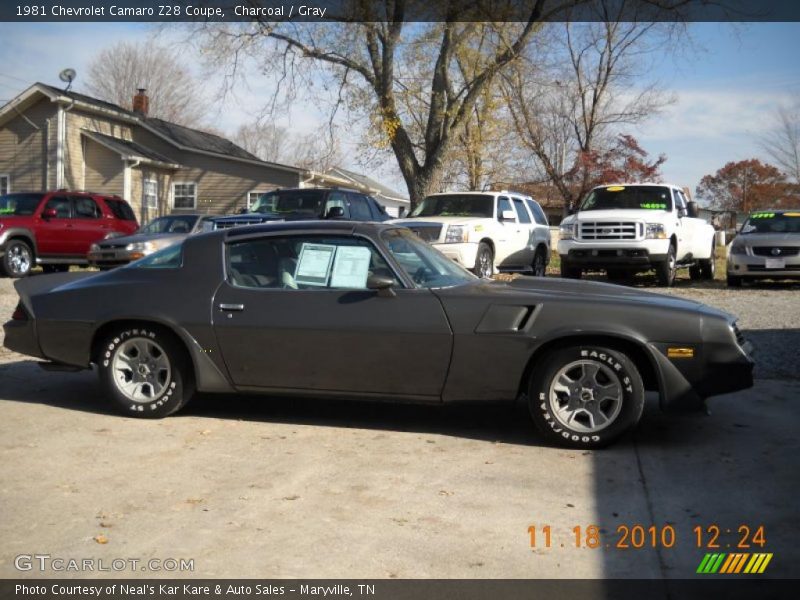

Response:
(185, 498), (205, 505)
(283, 495), (300, 501)
(439, 490), (454, 496)
(99, 522), (113, 528)
(93, 535), (108, 544)
(199, 430), (211, 436)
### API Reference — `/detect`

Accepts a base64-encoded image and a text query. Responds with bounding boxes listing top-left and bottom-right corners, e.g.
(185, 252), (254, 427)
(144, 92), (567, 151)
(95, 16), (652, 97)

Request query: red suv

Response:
(0, 191), (138, 277)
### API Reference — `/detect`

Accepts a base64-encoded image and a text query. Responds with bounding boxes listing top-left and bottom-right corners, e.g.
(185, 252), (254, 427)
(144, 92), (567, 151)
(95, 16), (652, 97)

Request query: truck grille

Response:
(752, 246), (800, 257)
(579, 221), (640, 240)
(403, 222), (443, 242)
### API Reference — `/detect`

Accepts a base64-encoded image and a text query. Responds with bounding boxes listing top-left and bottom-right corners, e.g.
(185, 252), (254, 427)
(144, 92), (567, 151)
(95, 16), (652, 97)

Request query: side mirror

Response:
(687, 201), (699, 218)
(326, 206), (345, 219)
(367, 274), (396, 297)
(42, 208), (58, 219)
(498, 209), (516, 223)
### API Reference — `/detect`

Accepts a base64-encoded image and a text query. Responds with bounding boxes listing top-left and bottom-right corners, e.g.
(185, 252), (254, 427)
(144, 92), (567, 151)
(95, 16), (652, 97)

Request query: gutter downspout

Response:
(55, 98), (75, 189)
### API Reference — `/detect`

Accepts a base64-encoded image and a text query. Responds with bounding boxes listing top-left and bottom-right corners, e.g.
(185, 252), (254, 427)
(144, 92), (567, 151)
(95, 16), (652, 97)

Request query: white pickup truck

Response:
(557, 183), (717, 286)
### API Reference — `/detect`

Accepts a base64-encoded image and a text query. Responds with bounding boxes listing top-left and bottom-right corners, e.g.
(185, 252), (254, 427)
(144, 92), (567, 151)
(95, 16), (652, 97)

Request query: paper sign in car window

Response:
(606, 186), (625, 192)
(330, 245), (372, 289)
(295, 243), (336, 286)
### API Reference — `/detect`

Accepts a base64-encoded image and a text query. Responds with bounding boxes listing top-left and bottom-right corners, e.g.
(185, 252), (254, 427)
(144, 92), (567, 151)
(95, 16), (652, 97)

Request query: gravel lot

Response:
(0, 270), (798, 579)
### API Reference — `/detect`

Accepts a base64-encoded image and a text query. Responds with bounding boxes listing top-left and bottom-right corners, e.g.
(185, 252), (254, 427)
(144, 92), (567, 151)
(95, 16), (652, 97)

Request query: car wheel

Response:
(655, 243), (677, 287)
(98, 326), (195, 418)
(42, 265), (69, 274)
(699, 242), (716, 280)
(532, 248), (547, 277)
(472, 243), (494, 278)
(528, 345), (645, 449)
(727, 274), (743, 288)
(560, 261), (582, 279)
(1, 239), (34, 278)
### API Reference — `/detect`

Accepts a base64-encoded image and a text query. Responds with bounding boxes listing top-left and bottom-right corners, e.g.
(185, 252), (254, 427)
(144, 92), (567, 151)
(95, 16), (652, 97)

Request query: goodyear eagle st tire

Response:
(528, 345), (645, 449)
(98, 326), (194, 418)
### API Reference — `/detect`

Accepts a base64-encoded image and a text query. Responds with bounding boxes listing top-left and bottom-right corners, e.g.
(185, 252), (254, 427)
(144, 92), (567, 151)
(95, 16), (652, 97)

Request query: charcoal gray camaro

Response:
(3, 221), (753, 448)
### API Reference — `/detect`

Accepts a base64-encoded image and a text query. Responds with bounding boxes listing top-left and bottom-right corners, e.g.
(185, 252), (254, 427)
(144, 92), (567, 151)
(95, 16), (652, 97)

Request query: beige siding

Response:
(131, 167), (174, 223)
(131, 128), (300, 215)
(64, 109), (133, 191)
(0, 98), (55, 192)
(84, 138), (124, 196)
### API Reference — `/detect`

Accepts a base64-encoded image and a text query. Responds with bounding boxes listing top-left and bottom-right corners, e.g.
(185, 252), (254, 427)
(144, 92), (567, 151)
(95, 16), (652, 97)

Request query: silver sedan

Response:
(727, 210), (800, 286)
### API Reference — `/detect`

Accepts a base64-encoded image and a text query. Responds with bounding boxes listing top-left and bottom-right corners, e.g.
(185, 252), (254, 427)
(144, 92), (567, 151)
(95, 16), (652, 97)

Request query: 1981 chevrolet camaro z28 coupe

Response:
(3, 221), (753, 449)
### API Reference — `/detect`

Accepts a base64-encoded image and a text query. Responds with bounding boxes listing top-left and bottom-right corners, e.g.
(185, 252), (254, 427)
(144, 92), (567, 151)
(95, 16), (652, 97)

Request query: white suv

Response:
(392, 191), (551, 278)
(558, 183), (717, 286)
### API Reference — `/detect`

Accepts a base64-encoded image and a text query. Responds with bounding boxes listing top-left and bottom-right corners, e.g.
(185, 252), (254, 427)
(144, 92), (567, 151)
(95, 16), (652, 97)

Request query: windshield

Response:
(0, 193), (43, 216)
(382, 228), (476, 288)
(252, 190), (326, 216)
(140, 215), (198, 234)
(580, 186), (673, 212)
(410, 194), (494, 218)
(740, 211), (800, 234)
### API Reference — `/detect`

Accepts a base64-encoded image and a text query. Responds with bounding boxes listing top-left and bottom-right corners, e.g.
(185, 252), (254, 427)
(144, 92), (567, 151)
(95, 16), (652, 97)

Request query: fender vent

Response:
(476, 305), (537, 334)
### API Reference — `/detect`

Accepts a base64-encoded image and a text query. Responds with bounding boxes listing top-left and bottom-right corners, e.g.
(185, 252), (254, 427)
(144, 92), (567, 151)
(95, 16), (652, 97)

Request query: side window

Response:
(73, 196), (101, 219)
(347, 193), (373, 221)
(105, 198), (136, 221)
(512, 198), (532, 224)
(367, 196), (388, 221)
(526, 199), (549, 226)
(44, 196), (71, 218)
(324, 192), (348, 218)
(497, 196), (515, 222)
(227, 235), (399, 290)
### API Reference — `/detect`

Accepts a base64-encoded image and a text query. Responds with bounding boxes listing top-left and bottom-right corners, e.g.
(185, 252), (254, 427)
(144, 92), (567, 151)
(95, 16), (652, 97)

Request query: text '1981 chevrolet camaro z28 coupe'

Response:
(3, 221), (753, 449)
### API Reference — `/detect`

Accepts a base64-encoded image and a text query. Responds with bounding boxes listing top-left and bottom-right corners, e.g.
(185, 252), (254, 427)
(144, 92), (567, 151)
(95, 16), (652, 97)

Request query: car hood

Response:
(445, 276), (730, 320)
(565, 209), (670, 222)
(734, 232), (800, 245)
(96, 232), (187, 247)
(390, 216), (490, 226)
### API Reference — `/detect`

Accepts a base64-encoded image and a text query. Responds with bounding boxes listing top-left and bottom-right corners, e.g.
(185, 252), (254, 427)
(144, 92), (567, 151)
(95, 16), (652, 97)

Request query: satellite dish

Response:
(59, 68), (77, 91)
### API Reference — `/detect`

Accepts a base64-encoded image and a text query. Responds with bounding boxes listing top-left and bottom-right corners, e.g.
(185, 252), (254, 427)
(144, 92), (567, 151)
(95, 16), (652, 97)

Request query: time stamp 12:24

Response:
(528, 524), (767, 550)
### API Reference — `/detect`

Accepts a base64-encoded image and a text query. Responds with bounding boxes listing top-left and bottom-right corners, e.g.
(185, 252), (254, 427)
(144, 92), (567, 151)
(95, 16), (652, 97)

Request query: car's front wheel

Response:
(1, 239), (33, 278)
(98, 326), (194, 418)
(472, 242), (494, 278)
(528, 345), (645, 449)
(655, 243), (677, 287)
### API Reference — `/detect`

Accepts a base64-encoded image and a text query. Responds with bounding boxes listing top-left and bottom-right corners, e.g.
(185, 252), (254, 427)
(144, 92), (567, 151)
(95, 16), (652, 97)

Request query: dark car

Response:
(87, 213), (217, 269)
(211, 187), (390, 229)
(3, 221), (753, 449)
(0, 191), (139, 277)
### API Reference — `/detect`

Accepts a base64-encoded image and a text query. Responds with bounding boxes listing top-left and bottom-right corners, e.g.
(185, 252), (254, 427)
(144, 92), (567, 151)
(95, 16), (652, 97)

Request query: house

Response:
(0, 83), (306, 221)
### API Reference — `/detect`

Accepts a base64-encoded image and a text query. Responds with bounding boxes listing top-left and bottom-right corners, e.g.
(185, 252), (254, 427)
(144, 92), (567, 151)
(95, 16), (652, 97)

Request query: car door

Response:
(70, 195), (110, 255)
(526, 198), (551, 253)
(35, 195), (74, 256)
(212, 233), (453, 398)
(495, 195), (530, 268)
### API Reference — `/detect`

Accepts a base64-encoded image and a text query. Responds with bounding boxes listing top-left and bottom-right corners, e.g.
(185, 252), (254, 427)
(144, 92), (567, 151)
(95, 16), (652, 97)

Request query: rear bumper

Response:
(2, 318), (44, 359)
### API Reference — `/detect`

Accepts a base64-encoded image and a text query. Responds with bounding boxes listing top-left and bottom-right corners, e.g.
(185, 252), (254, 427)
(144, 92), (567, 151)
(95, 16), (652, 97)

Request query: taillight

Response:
(12, 303), (28, 321)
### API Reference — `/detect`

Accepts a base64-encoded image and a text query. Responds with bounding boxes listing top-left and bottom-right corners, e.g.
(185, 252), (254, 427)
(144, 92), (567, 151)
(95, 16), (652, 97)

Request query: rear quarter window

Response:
(104, 198), (137, 221)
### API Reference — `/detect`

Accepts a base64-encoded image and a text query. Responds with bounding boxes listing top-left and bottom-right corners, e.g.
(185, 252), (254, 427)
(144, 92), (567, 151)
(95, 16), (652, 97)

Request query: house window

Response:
(144, 179), (158, 210)
(0, 175), (9, 196)
(172, 182), (197, 209)
(247, 190), (268, 210)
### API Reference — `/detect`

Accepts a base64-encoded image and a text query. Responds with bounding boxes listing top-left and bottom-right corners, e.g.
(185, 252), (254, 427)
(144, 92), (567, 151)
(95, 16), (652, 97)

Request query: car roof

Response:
(594, 182), (682, 189)
(426, 190), (533, 199)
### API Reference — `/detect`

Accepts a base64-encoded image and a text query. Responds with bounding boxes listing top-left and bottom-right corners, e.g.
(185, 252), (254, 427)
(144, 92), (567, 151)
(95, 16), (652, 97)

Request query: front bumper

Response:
(558, 239), (669, 268)
(87, 248), (145, 268)
(727, 252), (800, 279)
(432, 242), (480, 270)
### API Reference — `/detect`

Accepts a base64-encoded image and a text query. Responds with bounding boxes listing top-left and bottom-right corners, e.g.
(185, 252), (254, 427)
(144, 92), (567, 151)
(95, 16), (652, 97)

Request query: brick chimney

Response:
(132, 88), (149, 116)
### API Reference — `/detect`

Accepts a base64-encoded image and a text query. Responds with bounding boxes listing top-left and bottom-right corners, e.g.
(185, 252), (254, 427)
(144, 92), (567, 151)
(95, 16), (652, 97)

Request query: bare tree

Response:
(191, 1), (604, 208)
(86, 41), (207, 127)
(759, 102), (800, 183)
(232, 121), (342, 171)
(502, 9), (680, 207)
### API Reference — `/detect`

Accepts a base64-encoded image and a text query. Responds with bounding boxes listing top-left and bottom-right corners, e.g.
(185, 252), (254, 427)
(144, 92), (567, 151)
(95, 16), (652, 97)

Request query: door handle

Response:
(219, 303), (245, 312)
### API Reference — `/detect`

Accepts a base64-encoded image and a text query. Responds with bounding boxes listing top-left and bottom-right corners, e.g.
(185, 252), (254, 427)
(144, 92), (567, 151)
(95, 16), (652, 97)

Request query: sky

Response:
(0, 21), (798, 198)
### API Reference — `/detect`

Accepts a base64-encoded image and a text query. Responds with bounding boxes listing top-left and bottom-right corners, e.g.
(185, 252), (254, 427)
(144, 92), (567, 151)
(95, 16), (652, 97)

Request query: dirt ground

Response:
(0, 275), (798, 579)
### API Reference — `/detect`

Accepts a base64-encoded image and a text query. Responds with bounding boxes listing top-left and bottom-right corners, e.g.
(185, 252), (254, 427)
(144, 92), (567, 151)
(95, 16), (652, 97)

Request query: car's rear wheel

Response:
(98, 326), (194, 418)
(532, 247), (547, 277)
(528, 345), (645, 449)
(473, 242), (494, 278)
(655, 243), (677, 287)
(699, 242), (716, 280)
(1, 239), (33, 278)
